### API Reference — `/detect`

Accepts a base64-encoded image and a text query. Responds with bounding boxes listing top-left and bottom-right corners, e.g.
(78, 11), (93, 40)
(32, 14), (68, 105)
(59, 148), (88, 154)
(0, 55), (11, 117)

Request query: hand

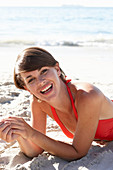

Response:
(4, 117), (34, 140)
(0, 119), (20, 143)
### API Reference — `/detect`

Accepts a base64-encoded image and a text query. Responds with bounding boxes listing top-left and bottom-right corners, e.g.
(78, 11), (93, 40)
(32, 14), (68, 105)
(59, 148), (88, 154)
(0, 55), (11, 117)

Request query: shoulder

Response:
(30, 95), (40, 107)
(71, 82), (103, 117)
(72, 81), (103, 99)
(30, 95), (50, 115)
(30, 96), (45, 115)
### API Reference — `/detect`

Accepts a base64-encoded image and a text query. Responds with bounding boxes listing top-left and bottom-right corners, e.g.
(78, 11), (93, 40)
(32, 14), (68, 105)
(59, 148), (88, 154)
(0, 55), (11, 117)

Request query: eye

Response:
(41, 69), (48, 75)
(28, 78), (35, 84)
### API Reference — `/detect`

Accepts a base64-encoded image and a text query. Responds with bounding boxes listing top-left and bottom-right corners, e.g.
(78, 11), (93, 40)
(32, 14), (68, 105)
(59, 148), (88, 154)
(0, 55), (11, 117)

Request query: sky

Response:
(0, 0), (113, 7)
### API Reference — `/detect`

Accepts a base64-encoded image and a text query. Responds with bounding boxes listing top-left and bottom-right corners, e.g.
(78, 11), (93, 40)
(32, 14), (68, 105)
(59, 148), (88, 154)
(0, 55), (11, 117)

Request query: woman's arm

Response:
(17, 97), (47, 157)
(0, 97), (47, 158)
(30, 91), (102, 160)
(7, 90), (102, 160)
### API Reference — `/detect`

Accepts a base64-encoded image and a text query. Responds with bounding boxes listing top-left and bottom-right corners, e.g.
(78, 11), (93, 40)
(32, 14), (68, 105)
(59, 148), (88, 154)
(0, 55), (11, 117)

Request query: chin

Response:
(44, 92), (58, 103)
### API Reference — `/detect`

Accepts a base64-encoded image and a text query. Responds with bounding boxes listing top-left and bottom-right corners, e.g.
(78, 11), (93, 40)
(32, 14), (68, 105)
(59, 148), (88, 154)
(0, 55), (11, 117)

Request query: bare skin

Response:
(0, 64), (113, 160)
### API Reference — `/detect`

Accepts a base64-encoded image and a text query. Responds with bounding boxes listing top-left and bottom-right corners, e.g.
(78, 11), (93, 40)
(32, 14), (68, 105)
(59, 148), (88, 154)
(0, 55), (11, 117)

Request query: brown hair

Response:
(14, 47), (66, 90)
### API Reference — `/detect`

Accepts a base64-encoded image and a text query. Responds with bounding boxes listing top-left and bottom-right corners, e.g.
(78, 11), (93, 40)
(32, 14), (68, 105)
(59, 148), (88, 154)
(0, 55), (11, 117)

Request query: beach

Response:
(0, 45), (113, 169)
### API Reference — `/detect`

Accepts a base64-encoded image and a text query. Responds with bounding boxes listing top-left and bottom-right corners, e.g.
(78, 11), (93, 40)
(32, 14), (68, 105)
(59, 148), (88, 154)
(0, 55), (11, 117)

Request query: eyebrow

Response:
(25, 75), (32, 80)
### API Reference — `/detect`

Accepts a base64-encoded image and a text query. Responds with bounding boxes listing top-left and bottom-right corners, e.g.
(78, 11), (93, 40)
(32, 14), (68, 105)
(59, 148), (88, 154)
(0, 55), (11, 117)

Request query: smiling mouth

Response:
(40, 84), (53, 94)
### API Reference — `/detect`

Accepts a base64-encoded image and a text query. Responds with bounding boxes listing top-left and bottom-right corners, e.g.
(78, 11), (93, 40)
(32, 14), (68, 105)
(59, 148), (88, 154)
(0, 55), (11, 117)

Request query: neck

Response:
(49, 80), (73, 113)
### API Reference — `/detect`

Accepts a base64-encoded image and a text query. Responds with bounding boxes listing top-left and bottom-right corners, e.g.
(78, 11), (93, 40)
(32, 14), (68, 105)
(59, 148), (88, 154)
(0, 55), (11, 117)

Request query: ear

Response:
(55, 63), (61, 77)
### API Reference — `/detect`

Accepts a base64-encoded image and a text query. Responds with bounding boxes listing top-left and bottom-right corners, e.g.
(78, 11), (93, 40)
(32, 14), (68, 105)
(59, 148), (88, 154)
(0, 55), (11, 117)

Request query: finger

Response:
(7, 117), (23, 121)
(6, 129), (13, 142)
(5, 118), (28, 128)
(9, 123), (23, 130)
(6, 129), (20, 142)
(0, 122), (4, 126)
(5, 121), (24, 129)
(4, 117), (24, 124)
(6, 129), (19, 142)
(0, 118), (6, 125)
(0, 117), (17, 122)
(0, 122), (10, 133)
(1, 125), (11, 141)
(11, 129), (27, 139)
(0, 118), (6, 122)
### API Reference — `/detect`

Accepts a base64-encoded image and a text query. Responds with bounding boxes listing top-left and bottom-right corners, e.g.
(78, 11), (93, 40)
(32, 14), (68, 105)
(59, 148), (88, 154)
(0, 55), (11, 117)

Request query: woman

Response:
(0, 47), (113, 161)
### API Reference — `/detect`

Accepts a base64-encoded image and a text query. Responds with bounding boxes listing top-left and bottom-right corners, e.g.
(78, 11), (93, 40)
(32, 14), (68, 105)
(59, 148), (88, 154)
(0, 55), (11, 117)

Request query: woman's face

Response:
(20, 64), (61, 102)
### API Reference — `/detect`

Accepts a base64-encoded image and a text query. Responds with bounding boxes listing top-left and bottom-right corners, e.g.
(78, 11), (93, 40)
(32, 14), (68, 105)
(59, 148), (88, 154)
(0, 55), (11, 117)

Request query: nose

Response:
(38, 77), (46, 87)
(33, 77), (46, 93)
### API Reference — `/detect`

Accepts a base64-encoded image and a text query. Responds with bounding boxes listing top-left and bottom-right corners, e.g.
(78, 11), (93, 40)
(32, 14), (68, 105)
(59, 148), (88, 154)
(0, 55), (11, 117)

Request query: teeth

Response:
(41, 85), (52, 93)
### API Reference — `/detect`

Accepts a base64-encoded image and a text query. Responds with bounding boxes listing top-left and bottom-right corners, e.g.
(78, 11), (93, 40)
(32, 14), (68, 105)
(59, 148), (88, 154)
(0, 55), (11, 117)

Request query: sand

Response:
(0, 46), (113, 169)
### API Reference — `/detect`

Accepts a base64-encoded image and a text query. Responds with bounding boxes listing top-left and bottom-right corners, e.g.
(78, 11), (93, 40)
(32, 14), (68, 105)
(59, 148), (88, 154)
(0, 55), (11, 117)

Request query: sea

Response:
(0, 6), (113, 47)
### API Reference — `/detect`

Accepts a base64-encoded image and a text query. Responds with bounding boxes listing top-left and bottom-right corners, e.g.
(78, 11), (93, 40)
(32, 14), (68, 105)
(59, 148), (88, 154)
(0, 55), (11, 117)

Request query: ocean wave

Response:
(0, 39), (36, 46)
(0, 36), (113, 47)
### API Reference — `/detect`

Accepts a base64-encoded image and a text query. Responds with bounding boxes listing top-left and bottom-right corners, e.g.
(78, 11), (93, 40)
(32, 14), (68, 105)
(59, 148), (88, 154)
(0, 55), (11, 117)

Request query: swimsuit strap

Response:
(65, 79), (78, 120)
(50, 80), (78, 138)
(51, 106), (74, 138)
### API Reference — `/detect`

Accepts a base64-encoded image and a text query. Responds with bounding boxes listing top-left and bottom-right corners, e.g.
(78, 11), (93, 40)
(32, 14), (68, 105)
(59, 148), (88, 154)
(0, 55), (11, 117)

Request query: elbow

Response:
(68, 153), (87, 162)
(75, 150), (88, 161)
(21, 148), (44, 158)
(76, 152), (87, 160)
(69, 152), (87, 162)
(67, 146), (88, 161)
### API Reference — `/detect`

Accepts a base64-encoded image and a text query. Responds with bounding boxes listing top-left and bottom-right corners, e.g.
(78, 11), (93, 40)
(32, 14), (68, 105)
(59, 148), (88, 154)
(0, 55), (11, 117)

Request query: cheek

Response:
(25, 84), (36, 94)
(49, 70), (59, 78)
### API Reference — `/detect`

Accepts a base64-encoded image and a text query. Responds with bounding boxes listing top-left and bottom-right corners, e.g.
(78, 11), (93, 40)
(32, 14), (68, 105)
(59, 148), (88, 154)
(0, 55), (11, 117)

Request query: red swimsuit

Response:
(51, 80), (113, 141)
